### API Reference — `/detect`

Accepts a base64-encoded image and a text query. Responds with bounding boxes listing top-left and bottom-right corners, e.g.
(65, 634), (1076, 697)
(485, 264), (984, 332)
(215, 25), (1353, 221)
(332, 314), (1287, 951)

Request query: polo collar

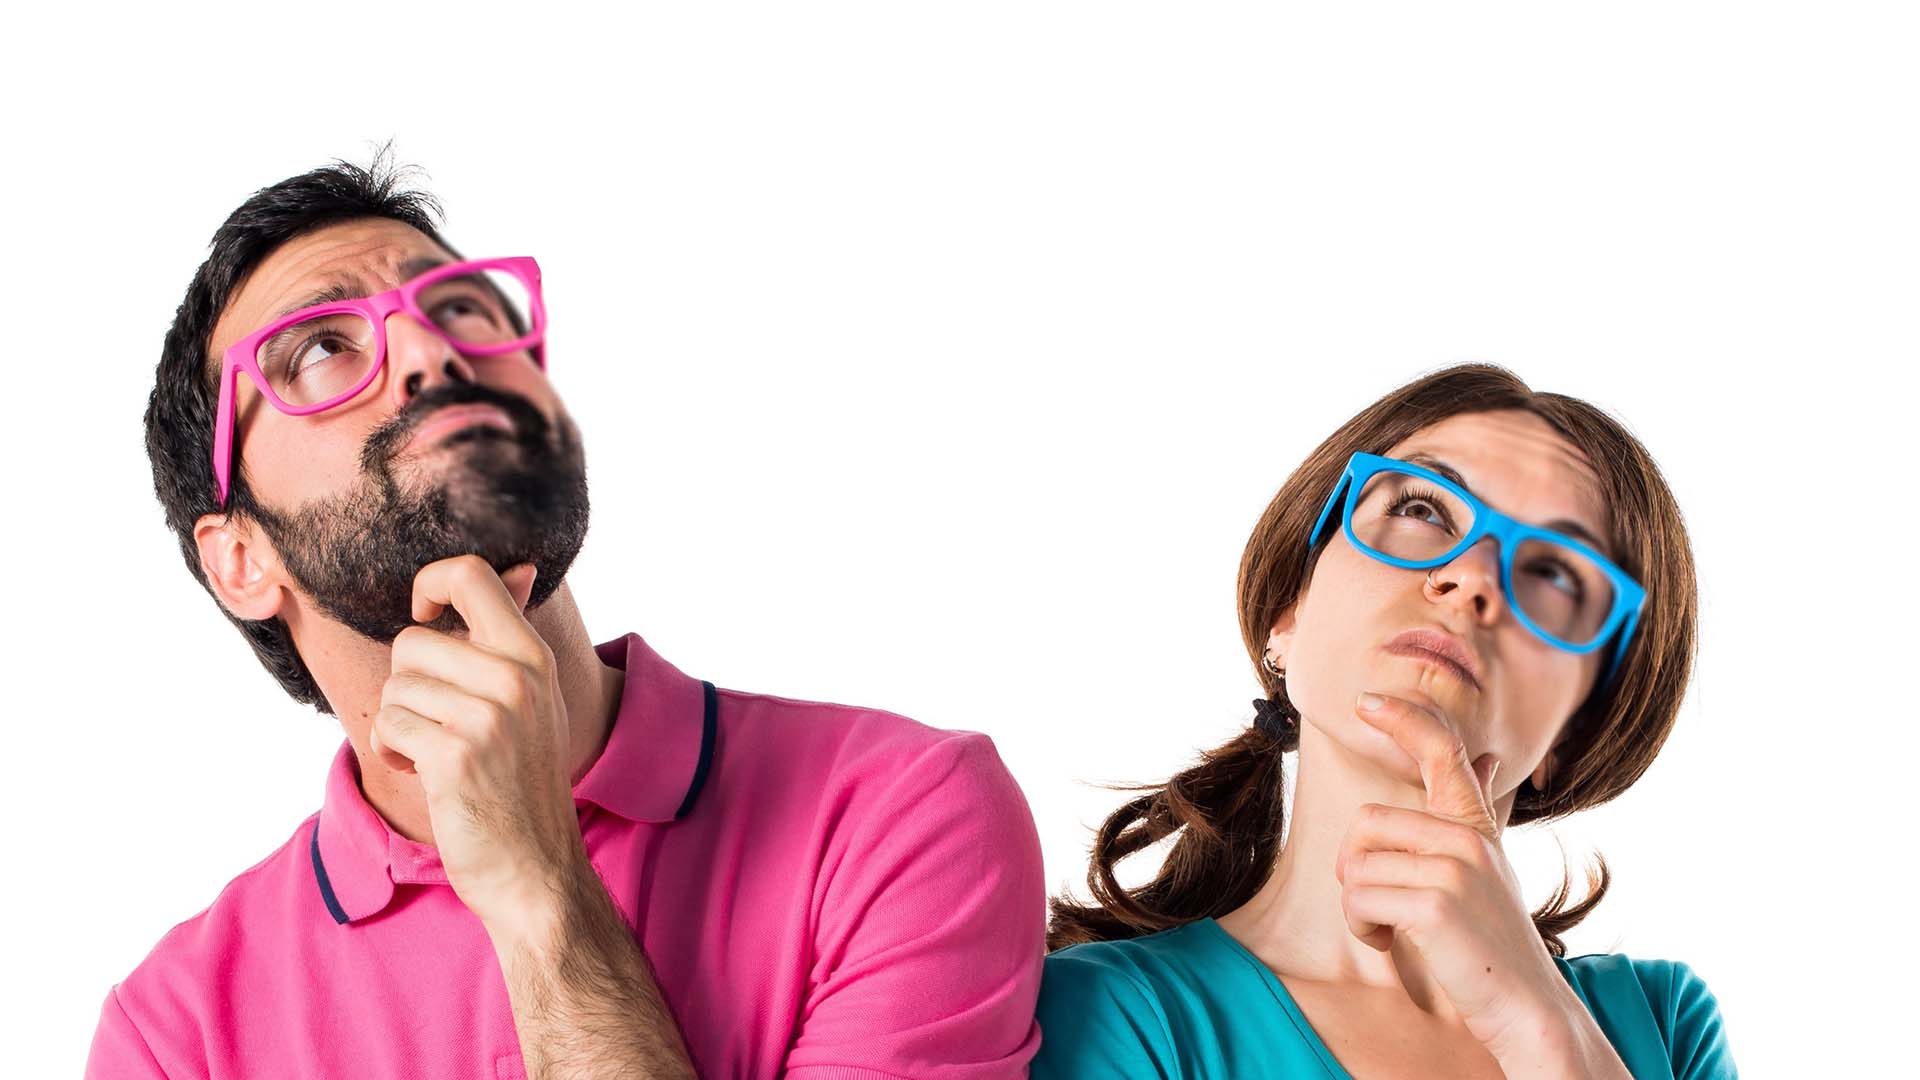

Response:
(310, 632), (715, 925)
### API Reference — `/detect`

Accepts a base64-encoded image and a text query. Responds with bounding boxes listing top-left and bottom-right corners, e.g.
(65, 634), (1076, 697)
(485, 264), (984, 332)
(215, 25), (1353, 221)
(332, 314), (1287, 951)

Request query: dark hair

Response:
(142, 150), (460, 715)
(1048, 363), (1699, 957)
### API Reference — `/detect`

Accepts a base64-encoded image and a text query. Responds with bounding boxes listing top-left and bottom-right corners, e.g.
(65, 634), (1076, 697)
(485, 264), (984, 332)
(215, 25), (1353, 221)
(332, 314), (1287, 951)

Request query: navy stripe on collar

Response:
(674, 681), (718, 819)
(310, 821), (351, 925)
(312, 677), (719, 923)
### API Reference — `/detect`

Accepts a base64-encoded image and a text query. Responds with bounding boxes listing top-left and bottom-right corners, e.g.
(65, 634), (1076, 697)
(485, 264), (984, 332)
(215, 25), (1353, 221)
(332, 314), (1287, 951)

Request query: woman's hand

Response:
(1336, 691), (1629, 1074)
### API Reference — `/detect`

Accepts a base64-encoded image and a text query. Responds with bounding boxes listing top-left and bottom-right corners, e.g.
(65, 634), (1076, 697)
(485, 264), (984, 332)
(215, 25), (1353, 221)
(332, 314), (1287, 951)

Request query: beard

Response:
(242, 381), (591, 643)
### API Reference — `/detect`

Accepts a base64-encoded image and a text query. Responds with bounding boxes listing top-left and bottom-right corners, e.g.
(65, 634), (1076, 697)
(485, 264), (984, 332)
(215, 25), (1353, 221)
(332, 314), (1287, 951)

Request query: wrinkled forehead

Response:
(1384, 409), (1614, 557)
(206, 218), (457, 378)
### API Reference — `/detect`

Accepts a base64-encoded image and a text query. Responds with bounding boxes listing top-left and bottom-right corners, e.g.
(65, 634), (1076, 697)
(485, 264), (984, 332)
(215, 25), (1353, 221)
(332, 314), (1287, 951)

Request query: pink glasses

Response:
(211, 256), (547, 506)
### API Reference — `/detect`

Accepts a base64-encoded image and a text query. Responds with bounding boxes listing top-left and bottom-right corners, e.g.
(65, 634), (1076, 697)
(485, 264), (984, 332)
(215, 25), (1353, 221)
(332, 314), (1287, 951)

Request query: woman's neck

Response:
(1215, 724), (1518, 1020)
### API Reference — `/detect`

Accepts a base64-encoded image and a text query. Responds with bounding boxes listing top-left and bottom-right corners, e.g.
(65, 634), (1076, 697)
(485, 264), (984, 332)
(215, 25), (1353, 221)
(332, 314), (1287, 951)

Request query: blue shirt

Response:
(1035, 918), (1736, 1079)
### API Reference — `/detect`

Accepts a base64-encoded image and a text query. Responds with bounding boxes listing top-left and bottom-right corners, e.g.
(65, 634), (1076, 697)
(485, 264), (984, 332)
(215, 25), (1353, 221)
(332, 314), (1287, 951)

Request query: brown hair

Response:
(1047, 363), (1698, 957)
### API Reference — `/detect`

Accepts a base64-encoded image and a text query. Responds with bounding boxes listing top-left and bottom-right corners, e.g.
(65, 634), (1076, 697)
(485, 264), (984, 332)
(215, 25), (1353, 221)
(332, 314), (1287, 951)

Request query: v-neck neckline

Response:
(1192, 917), (1355, 1080)
(1193, 918), (1587, 1078)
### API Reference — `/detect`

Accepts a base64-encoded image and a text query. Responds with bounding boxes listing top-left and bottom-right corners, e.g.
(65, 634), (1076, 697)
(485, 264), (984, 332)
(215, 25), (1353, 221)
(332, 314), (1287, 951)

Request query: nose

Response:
(1427, 536), (1506, 625)
(384, 312), (478, 408)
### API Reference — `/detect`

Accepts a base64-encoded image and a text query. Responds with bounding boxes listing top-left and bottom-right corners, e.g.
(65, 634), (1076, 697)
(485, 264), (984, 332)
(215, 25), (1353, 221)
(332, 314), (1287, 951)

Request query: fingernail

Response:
(1357, 693), (1385, 712)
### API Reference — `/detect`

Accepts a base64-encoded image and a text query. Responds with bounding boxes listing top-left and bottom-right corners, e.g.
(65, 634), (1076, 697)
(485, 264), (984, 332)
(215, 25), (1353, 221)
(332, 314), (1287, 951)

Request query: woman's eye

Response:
(1391, 497), (1448, 527)
(1528, 559), (1585, 598)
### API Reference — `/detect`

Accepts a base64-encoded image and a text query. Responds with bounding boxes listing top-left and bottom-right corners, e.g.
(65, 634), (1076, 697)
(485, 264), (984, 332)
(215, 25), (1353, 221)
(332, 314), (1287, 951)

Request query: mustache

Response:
(359, 382), (553, 472)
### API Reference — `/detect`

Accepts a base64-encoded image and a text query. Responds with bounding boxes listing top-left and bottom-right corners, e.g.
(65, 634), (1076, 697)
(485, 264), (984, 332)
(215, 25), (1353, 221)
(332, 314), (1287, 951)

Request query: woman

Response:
(1035, 365), (1735, 1078)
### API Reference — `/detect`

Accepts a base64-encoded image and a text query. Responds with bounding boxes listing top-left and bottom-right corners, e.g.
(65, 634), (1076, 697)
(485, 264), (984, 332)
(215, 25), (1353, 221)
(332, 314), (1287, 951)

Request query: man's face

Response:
(204, 218), (589, 642)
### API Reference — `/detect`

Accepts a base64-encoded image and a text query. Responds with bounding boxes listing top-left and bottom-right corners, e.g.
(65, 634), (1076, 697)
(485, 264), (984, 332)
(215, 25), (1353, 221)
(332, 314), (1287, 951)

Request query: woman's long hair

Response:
(1047, 363), (1698, 957)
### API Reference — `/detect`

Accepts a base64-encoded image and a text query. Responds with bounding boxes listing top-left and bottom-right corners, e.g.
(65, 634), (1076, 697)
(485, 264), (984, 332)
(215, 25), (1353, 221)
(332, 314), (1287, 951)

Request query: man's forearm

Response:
(491, 860), (697, 1080)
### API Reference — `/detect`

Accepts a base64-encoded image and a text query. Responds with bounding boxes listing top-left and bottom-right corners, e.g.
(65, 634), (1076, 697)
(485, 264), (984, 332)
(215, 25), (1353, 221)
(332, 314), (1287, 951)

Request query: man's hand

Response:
(370, 554), (697, 1078)
(368, 555), (581, 934)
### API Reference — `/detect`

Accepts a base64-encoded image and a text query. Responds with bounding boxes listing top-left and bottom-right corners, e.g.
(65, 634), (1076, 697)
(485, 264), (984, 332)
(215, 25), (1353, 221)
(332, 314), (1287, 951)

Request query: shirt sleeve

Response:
(1642, 959), (1738, 1080)
(783, 731), (1046, 1080)
(1031, 949), (1181, 1080)
(85, 987), (171, 1080)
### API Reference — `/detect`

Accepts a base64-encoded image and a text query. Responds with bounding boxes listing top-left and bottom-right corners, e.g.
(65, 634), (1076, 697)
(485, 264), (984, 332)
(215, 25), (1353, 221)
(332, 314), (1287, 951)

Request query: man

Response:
(90, 157), (1045, 1078)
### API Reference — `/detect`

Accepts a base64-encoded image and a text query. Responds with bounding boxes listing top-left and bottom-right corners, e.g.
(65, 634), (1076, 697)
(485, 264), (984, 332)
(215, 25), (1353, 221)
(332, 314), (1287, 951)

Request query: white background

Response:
(4, 3), (1914, 1075)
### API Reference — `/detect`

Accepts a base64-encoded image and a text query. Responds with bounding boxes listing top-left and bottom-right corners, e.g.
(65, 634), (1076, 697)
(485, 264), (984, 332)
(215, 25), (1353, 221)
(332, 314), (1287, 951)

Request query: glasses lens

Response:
(1350, 466), (1477, 562)
(417, 267), (536, 349)
(1510, 536), (1616, 646)
(1349, 463), (1620, 649)
(255, 312), (378, 406)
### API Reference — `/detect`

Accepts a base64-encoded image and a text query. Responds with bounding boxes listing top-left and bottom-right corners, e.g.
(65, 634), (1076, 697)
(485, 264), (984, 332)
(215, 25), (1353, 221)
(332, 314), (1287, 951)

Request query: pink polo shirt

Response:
(87, 633), (1045, 1078)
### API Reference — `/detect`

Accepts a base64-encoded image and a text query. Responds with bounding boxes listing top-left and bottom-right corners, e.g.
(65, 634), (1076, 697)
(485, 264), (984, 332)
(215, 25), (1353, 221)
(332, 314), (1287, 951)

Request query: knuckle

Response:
(473, 699), (511, 735)
(1449, 823), (1488, 861)
(502, 663), (537, 706)
(1416, 889), (1451, 925)
(444, 742), (475, 783)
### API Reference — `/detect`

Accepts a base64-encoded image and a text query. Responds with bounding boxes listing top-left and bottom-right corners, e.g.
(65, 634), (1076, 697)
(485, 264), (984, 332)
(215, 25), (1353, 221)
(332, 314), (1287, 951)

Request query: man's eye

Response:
(431, 296), (500, 329)
(288, 335), (354, 380)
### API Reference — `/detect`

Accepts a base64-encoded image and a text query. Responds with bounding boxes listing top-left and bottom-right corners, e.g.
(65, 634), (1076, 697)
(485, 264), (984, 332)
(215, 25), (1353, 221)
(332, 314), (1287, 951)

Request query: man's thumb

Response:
(502, 563), (538, 611)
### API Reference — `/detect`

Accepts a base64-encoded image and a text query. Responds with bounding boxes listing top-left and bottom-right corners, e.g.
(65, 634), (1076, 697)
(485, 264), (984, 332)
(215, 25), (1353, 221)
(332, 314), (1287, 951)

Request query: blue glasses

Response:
(1305, 452), (1646, 685)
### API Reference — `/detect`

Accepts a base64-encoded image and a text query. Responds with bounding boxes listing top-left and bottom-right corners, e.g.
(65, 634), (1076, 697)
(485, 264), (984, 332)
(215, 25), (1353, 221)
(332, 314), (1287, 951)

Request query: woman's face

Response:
(1271, 409), (1613, 800)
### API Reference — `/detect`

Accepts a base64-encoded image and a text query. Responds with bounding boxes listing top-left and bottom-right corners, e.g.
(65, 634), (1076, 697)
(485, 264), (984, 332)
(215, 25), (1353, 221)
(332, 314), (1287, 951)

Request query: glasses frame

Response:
(210, 256), (548, 507)
(1305, 451), (1647, 685)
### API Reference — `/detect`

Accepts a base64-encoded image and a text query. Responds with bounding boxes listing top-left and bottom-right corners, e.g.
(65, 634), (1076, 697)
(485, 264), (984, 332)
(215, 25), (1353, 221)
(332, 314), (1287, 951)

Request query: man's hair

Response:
(143, 151), (460, 715)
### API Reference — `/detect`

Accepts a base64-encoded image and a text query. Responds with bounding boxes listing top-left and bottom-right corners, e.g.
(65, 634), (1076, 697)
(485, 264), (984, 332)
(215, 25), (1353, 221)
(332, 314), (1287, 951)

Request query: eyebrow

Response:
(269, 255), (450, 321)
(1401, 452), (1614, 558)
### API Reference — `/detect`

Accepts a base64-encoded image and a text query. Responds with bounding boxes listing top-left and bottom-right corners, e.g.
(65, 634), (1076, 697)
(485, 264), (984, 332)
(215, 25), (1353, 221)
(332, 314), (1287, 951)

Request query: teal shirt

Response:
(1034, 919), (1736, 1079)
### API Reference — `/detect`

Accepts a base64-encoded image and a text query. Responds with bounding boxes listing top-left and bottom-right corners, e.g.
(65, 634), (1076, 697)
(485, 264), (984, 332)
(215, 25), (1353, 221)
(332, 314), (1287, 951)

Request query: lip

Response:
(406, 405), (514, 450)
(1382, 627), (1484, 691)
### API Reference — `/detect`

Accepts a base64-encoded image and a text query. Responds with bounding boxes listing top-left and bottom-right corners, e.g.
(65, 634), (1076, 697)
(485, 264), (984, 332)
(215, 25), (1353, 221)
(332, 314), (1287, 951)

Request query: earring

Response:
(1254, 653), (1298, 743)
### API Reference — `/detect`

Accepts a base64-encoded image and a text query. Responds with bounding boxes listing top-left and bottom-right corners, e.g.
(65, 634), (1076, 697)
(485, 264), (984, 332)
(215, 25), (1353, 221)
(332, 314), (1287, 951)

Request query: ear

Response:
(1265, 607), (1298, 668)
(194, 513), (287, 622)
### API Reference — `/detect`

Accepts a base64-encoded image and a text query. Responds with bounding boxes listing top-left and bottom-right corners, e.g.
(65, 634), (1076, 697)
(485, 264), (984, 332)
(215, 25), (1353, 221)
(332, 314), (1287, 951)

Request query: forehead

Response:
(208, 217), (456, 371)
(1384, 409), (1610, 546)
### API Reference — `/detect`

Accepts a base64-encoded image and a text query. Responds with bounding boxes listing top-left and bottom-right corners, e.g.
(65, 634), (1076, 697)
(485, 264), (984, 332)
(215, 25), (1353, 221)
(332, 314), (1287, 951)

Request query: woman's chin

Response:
(1305, 692), (1481, 792)
(1303, 711), (1426, 789)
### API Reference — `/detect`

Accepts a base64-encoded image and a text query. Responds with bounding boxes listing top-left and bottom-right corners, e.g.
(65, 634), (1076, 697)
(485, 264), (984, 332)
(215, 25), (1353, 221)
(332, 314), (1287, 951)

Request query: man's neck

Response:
(287, 580), (624, 844)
